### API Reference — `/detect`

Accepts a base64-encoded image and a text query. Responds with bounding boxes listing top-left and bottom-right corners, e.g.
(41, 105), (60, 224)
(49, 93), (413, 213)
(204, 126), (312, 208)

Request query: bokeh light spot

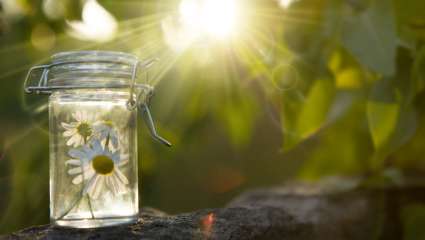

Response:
(66, 0), (117, 42)
(272, 63), (299, 91)
(31, 24), (56, 51)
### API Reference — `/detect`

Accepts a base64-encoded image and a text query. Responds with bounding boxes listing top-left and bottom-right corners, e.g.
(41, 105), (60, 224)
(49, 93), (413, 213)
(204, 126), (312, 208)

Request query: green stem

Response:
(87, 195), (95, 219)
(56, 194), (83, 221)
(105, 134), (110, 150)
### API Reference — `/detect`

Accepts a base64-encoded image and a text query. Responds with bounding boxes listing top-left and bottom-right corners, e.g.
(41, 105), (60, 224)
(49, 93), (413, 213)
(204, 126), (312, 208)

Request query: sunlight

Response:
(66, 0), (118, 42)
(278, 0), (298, 9)
(162, 0), (241, 52)
(179, 0), (239, 40)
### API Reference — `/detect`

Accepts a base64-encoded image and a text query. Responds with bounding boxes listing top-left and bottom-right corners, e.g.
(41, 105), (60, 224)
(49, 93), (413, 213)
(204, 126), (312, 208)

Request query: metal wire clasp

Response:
(127, 59), (172, 147)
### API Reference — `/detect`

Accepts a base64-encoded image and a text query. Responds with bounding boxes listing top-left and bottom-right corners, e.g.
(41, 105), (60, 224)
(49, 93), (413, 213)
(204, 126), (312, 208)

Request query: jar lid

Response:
(24, 51), (156, 94)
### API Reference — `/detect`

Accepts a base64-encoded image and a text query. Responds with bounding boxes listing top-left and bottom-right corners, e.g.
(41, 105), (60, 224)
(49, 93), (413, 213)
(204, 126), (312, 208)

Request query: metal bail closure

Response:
(139, 102), (172, 147)
(130, 61), (172, 148)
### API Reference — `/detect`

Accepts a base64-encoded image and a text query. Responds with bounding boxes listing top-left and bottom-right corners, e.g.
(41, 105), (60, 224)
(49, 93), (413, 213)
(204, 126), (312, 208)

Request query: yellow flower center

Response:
(92, 155), (114, 175)
(77, 122), (92, 138)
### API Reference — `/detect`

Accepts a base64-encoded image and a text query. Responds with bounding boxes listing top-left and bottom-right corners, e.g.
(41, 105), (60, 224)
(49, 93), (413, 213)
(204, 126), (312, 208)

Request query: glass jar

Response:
(24, 51), (171, 228)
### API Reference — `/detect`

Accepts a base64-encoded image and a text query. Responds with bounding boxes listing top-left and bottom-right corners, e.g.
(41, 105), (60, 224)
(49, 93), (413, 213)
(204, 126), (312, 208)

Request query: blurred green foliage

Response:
(1, 0), (425, 235)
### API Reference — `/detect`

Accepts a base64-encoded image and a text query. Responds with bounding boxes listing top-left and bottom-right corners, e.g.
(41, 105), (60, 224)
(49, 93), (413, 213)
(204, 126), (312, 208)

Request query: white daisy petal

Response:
(61, 122), (77, 130)
(68, 149), (85, 159)
(92, 140), (103, 153)
(92, 125), (100, 133)
(72, 175), (83, 185)
(68, 167), (82, 175)
(93, 121), (102, 129)
(92, 177), (104, 199)
(107, 177), (118, 196)
(85, 175), (99, 196)
(63, 129), (77, 137)
(75, 111), (82, 121)
(118, 159), (129, 167)
(66, 134), (78, 146)
(72, 112), (78, 121)
(82, 144), (92, 153)
(81, 111), (88, 122)
(113, 174), (126, 194)
(76, 135), (84, 147)
(114, 168), (129, 185)
(84, 168), (96, 180)
(65, 159), (81, 166)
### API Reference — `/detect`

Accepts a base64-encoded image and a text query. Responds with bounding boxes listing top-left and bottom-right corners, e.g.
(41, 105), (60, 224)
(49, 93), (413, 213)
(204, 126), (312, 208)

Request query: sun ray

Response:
(150, 50), (181, 85)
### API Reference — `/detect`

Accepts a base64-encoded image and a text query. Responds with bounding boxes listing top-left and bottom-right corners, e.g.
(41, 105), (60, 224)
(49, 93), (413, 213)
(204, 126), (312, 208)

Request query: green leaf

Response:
(341, 0), (397, 76)
(367, 79), (400, 149)
(299, 100), (372, 179)
(367, 78), (418, 169)
(297, 78), (335, 138)
(328, 47), (370, 89)
(282, 77), (335, 151)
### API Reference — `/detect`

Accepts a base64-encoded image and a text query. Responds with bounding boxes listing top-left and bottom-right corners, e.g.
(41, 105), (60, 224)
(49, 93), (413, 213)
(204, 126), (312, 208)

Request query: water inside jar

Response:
(49, 89), (138, 228)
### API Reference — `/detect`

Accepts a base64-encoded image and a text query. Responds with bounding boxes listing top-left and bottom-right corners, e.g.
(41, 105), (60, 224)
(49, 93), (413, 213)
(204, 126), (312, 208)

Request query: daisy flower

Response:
(66, 140), (129, 199)
(92, 121), (119, 151)
(62, 111), (98, 147)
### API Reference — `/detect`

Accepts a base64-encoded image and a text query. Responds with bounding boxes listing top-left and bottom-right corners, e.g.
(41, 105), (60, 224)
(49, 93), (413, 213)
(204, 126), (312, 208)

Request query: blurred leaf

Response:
(391, 48), (416, 106)
(367, 79), (400, 151)
(299, 100), (372, 179)
(283, 0), (340, 63)
(297, 78), (335, 138)
(367, 79), (412, 169)
(282, 0), (324, 56)
(328, 47), (370, 89)
(394, 0), (425, 44)
(342, 0), (397, 76)
(282, 76), (335, 151)
(367, 47), (419, 169)
(391, 91), (425, 170)
(412, 46), (425, 94)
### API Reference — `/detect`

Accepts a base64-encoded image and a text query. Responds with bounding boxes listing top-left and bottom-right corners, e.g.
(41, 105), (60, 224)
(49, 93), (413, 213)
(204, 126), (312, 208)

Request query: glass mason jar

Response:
(24, 51), (171, 228)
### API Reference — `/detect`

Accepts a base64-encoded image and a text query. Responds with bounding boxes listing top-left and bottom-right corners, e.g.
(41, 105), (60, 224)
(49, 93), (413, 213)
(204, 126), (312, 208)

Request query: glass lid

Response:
(24, 51), (156, 94)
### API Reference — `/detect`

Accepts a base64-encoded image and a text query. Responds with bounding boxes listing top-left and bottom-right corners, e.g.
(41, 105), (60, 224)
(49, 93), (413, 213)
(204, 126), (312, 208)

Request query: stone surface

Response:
(0, 206), (310, 240)
(2, 182), (425, 240)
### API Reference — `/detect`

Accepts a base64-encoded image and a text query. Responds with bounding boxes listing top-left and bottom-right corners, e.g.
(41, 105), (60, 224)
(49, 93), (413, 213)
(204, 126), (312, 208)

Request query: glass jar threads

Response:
(24, 51), (170, 228)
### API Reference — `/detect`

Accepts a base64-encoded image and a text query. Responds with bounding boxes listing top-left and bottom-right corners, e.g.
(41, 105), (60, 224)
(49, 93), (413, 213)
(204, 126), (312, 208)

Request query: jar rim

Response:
(51, 51), (138, 64)
(24, 51), (155, 94)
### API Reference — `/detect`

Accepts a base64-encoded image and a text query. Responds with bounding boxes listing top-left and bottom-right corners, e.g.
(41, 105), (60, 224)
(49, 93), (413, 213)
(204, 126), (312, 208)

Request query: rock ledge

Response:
(2, 184), (425, 240)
